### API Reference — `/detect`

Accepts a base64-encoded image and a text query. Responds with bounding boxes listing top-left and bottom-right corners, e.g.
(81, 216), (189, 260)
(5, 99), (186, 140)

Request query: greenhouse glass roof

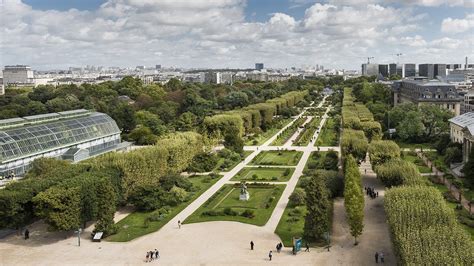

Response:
(0, 112), (120, 163)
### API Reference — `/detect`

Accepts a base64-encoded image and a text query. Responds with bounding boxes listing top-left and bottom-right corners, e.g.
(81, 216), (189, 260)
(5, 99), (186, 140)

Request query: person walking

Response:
(155, 249), (159, 259)
(380, 252), (384, 263)
(250, 241), (254, 250)
(149, 251), (154, 261)
(268, 250), (273, 261)
(178, 220), (181, 229)
(24, 228), (29, 240)
(146, 252), (150, 263)
(375, 251), (379, 263)
(305, 243), (310, 252)
(276, 243), (280, 253)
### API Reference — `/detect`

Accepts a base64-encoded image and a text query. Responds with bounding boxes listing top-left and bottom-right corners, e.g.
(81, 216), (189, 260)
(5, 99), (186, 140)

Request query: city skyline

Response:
(1, 0), (473, 70)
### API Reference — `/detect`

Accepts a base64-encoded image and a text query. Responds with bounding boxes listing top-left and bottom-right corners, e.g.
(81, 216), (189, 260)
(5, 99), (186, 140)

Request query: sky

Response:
(1, 0), (473, 70)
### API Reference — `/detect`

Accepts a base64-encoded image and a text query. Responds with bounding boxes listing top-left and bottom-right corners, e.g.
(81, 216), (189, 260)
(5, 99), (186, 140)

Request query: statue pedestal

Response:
(239, 192), (250, 201)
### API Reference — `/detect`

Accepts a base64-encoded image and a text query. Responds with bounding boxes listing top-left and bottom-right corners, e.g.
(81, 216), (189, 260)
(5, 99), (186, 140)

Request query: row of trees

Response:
(343, 156), (364, 244)
(203, 90), (308, 139)
(385, 186), (474, 265)
(366, 135), (473, 263)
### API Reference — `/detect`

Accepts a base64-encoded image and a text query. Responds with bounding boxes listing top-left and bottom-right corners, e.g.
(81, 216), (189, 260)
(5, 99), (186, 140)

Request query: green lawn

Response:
(271, 117), (306, 146)
(275, 204), (307, 246)
(231, 167), (295, 182)
(275, 177), (332, 247)
(316, 118), (339, 146)
(294, 117), (321, 146)
(250, 151), (303, 166)
(184, 184), (286, 226)
(244, 118), (292, 145)
(402, 152), (432, 173)
(107, 175), (222, 242)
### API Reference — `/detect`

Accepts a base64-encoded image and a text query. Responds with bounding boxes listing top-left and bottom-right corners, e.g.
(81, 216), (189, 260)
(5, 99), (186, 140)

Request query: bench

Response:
(93, 232), (103, 242)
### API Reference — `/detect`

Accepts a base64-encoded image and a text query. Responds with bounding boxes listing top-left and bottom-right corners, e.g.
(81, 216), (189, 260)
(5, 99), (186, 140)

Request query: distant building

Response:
(155, 65), (162, 70)
(392, 78), (463, 115)
(3, 65), (34, 86)
(0, 109), (130, 177)
(0, 78), (4, 96)
(464, 90), (474, 113)
(255, 63), (264, 71)
(361, 63), (379, 76)
(419, 64), (435, 79)
(136, 66), (145, 70)
(220, 72), (233, 84)
(389, 63), (397, 76)
(378, 64), (389, 78)
(204, 72), (221, 84)
(403, 64), (416, 78)
(447, 64), (462, 70)
(449, 112), (474, 163)
(434, 64), (447, 77)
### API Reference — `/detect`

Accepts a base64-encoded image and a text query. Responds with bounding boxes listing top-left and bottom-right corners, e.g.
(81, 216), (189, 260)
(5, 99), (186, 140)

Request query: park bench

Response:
(92, 232), (103, 242)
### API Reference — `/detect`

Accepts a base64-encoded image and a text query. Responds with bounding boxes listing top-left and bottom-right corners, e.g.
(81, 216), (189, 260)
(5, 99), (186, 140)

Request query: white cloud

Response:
(441, 14), (474, 33)
(0, 0), (472, 70)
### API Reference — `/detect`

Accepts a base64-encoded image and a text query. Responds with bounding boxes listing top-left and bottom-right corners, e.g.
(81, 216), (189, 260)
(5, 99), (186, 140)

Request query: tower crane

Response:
(367, 57), (374, 64)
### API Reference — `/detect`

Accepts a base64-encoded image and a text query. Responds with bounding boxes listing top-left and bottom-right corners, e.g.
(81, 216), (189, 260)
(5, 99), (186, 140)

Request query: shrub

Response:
(223, 207), (238, 216)
(241, 209), (255, 218)
(202, 210), (220, 216)
(368, 140), (400, 166)
(374, 159), (424, 187)
(283, 168), (291, 176)
(289, 188), (306, 206)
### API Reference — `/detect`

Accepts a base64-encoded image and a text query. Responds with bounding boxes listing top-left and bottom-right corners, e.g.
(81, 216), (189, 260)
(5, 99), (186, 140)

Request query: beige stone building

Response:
(449, 112), (474, 162)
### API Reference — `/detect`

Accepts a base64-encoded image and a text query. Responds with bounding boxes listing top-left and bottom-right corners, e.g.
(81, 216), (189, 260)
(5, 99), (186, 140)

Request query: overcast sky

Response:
(1, 0), (473, 70)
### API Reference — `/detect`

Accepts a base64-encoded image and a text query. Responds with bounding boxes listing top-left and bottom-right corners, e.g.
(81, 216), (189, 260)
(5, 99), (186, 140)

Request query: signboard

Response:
(293, 238), (302, 253)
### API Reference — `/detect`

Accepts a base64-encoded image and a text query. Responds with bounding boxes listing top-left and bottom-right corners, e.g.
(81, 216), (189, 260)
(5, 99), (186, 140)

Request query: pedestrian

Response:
(305, 243), (310, 252)
(269, 250), (273, 261)
(155, 249), (159, 259)
(24, 228), (29, 240)
(276, 243), (280, 253)
(292, 246), (296, 255)
(380, 252), (384, 263)
(178, 220), (181, 229)
(149, 251), (154, 261)
(146, 252), (150, 262)
(375, 251), (379, 263)
(250, 240), (254, 250)
(376, 191), (379, 198)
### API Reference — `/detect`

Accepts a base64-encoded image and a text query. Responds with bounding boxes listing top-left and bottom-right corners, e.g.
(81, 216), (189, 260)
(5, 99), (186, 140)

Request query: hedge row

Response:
(385, 186), (474, 265)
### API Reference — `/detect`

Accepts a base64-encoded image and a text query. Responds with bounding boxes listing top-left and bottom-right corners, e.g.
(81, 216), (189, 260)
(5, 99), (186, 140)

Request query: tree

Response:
(289, 188), (306, 206)
(128, 126), (157, 145)
(224, 131), (244, 154)
(368, 140), (401, 166)
(397, 111), (425, 142)
(374, 159), (423, 187)
(134, 110), (166, 136)
(419, 105), (452, 139)
(176, 112), (198, 131)
(33, 186), (81, 231)
(323, 150), (339, 171)
(462, 148), (474, 188)
(304, 173), (330, 241)
(344, 155), (364, 244)
(223, 91), (249, 109)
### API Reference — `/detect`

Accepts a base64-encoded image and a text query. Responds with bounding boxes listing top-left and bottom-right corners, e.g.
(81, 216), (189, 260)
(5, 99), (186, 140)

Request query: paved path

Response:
(283, 116), (313, 147)
(2, 97), (364, 266)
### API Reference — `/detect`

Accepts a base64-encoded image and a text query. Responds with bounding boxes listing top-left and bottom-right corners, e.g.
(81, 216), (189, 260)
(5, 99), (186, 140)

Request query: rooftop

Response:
(449, 112), (474, 127)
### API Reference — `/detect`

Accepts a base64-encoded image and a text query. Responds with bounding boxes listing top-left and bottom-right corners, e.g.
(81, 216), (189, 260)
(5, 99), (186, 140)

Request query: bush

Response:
(323, 150), (339, 171)
(223, 207), (238, 216)
(368, 140), (400, 166)
(307, 162), (318, 169)
(283, 168), (291, 176)
(241, 209), (255, 218)
(374, 159), (424, 187)
(288, 188), (306, 206)
(202, 210), (221, 216)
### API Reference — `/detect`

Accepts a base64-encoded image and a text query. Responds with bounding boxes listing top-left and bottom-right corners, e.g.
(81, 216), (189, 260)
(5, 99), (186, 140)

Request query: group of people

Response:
(365, 186), (378, 199)
(375, 251), (385, 263)
(145, 249), (159, 263)
(251, 240), (309, 261)
(275, 242), (283, 253)
(0, 172), (16, 181)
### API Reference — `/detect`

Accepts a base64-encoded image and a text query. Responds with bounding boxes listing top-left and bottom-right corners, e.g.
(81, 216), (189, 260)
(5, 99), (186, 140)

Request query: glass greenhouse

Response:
(0, 109), (129, 178)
